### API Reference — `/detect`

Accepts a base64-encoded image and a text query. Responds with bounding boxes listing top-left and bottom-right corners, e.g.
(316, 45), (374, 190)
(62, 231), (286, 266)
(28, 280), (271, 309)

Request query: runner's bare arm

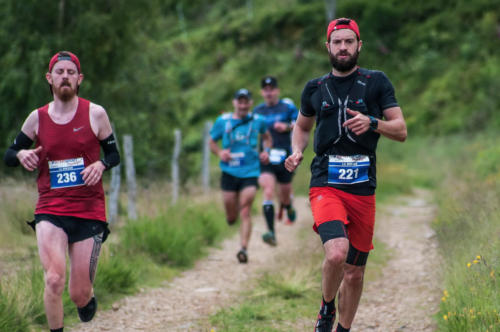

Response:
(9, 110), (41, 171)
(378, 107), (407, 142)
(89, 103), (113, 140)
(285, 113), (315, 172)
(208, 138), (230, 162)
(343, 107), (407, 142)
(259, 130), (272, 164)
(82, 103), (114, 186)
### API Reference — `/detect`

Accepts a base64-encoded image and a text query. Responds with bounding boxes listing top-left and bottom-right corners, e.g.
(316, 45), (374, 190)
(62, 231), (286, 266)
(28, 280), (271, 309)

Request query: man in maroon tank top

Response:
(3, 52), (120, 332)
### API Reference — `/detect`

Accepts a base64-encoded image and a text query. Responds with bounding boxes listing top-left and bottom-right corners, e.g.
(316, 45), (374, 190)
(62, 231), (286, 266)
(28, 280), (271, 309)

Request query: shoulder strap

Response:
(230, 115), (254, 131)
(349, 68), (372, 105)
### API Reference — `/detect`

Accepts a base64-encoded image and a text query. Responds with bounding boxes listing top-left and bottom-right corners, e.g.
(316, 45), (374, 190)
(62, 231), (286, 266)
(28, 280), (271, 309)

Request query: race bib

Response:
(328, 155), (370, 185)
(269, 149), (287, 165)
(228, 152), (246, 168)
(49, 158), (85, 189)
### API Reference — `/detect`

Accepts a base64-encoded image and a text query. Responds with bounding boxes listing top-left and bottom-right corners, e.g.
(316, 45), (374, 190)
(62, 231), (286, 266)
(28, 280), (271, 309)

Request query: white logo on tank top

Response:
(73, 126), (84, 132)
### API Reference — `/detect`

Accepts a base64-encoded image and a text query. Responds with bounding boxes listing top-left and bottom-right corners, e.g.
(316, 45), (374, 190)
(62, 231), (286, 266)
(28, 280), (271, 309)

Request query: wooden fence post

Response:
(202, 121), (213, 194)
(172, 129), (181, 204)
(247, 0), (253, 21)
(108, 124), (120, 224)
(324, 0), (336, 23)
(176, 3), (188, 40)
(123, 135), (137, 220)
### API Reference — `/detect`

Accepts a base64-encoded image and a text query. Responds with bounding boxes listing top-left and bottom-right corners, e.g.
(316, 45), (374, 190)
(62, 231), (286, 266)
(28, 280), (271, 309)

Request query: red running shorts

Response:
(309, 186), (376, 252)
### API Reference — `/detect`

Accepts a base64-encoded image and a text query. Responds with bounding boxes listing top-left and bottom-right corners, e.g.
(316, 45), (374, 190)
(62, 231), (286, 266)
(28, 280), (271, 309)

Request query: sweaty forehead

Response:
(329, 29), (357, 41)
(51, 60), (78, 73)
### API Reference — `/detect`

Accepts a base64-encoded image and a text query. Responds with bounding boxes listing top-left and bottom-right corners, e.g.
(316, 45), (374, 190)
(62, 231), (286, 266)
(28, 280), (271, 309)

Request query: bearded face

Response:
(47, 60), (81, 102)
(328, 47), (359, 73)
(52, 79), (77, 102)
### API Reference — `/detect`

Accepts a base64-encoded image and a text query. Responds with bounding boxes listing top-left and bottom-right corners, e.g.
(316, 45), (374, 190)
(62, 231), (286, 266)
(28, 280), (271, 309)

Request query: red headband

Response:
(327, 18), (360, 41)
(49, 52), (81, 73)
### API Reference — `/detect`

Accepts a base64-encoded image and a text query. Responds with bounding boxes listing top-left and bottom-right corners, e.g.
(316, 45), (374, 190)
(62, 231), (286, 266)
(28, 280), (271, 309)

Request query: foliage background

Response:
(1, 0), (499, 178)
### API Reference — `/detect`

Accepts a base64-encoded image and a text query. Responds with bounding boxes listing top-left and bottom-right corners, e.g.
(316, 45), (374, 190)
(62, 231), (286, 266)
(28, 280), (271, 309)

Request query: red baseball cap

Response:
(327, 18), (360, 41)
(48, 51), (81, 73)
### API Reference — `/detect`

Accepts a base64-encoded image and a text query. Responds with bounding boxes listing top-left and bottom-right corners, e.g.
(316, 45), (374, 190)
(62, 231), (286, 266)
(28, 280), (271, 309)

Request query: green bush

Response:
(121, 200), (227, 267)
(94, 250), (138, 296)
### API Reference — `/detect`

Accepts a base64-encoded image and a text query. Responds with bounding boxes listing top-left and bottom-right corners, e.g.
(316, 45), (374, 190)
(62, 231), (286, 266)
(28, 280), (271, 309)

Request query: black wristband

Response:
(99, 133), (120, 171)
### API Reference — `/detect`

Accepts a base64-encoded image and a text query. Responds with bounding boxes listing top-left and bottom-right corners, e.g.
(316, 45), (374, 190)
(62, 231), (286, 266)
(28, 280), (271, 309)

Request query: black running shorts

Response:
(30, 214), (110, 243)
(261, 162), (294, 184)
(221, 172), (258, 192)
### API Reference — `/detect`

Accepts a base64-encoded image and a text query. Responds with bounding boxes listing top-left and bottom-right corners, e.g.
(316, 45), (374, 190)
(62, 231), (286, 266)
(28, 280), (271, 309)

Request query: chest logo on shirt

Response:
(74, 126), (84, 132)
(357, 80), (366, 86)
(234, 131), (248, 141)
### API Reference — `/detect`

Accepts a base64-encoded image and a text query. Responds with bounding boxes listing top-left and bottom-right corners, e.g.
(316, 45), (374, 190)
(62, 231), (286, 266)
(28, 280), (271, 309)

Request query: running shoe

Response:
(314, 307), (336, 332)
(77, 296), (98, 322)
(262, 231), (277, 246)
(286, 205), (297, 225)
(237, 249), (248, 263)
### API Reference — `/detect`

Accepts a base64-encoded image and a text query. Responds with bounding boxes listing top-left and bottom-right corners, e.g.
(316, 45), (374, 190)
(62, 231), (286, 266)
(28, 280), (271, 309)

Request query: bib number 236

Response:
(328, 155), (370, 185)
(49, 158), (85, 189)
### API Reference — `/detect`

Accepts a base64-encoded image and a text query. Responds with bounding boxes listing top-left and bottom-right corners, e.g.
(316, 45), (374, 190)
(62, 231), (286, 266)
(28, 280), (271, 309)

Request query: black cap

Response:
(261, 76), (278, 88)
(233, 88), (252, 100)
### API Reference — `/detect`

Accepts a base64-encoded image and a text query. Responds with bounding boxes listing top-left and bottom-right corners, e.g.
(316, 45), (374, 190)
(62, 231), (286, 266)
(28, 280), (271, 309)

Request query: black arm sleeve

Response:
(99, 133), (120, 171)
(3, 131), (34, 167)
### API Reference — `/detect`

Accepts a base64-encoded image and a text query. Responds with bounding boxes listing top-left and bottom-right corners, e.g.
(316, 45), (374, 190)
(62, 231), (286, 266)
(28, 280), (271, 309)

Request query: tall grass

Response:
(0, 180), (231, 330)
(373, 134), (500, 331)
(121, 198), (229, 267)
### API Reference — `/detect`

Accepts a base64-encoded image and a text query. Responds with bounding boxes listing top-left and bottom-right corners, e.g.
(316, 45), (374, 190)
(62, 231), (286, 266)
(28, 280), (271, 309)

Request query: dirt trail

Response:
(352, 189), (440, 332)
(71, 197), (312, 332)
(70, 190), (440, 332)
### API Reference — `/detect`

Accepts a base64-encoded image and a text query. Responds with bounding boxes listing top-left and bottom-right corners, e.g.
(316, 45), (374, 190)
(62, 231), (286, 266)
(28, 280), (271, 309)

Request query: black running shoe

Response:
(237, 249), (248, 263)
(314, 305), (336, 332)
(77, 296), (98, 322)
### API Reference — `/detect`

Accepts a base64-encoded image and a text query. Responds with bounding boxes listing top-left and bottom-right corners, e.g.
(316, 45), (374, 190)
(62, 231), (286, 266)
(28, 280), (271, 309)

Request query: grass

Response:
(210, 228), (389, 331)
(0, 180), (231, 331)
(370, 134), (500, 331)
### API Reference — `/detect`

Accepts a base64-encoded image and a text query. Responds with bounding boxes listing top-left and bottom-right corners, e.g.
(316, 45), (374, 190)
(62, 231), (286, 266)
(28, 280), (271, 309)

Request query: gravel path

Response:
(70, 197), (311, 332)
(70, 190), (440, 332)
(351, 189), (440, 332)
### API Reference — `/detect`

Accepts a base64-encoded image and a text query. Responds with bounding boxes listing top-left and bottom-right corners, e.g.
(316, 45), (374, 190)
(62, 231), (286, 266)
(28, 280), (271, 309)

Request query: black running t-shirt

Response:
(300, 69), (398, 195)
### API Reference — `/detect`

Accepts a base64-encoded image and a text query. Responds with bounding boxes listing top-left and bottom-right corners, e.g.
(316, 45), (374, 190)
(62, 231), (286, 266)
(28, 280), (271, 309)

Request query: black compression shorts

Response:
(261, 162), (294, 184)
(221, 172), (258, 192)
(30, 214), (110, 243)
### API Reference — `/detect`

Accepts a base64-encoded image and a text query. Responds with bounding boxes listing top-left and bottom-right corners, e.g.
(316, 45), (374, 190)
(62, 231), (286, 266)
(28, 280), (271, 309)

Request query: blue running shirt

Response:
(211, 113), (268, 178)
(253, 100), (298, 153)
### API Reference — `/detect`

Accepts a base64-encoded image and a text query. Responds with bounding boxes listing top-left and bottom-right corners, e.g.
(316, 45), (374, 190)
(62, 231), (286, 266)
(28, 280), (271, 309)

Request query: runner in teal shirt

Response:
(209, 89), (272, 263)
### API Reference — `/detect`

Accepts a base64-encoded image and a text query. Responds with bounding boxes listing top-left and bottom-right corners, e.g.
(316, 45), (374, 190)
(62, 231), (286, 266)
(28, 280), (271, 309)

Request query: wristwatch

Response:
(368, 116), (378, 130)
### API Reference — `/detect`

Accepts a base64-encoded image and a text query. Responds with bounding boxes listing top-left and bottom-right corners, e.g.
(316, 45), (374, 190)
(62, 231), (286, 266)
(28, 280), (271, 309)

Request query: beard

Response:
(53, 82), (77, 102)
(329, 48), (359, 72)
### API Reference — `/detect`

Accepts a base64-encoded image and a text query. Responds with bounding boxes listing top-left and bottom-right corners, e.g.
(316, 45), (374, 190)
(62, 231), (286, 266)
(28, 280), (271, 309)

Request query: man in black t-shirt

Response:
(285, 18), (407, 332)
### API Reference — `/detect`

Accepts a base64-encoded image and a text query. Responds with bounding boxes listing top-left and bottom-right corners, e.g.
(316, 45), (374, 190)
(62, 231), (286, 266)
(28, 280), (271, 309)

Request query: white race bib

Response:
(328, 155), (370, 185)
(228, 152), (246, 168)
(269, 149), (287, 165)
(49, 158), (85, 189)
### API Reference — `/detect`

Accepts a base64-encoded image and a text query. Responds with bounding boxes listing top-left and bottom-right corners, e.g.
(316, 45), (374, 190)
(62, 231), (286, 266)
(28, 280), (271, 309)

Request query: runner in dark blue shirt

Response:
(253, 76), (299, 246)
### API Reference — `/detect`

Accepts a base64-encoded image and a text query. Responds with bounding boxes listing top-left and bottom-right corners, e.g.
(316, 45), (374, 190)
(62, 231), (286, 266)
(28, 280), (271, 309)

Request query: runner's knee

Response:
(239, 205), (252, 218)
(343, 267), (365, 286)
(325, 247), (348, 268)
(45, 272), (65, 296)
(346, 243), (369, 266)
(70, 288), (93, 308)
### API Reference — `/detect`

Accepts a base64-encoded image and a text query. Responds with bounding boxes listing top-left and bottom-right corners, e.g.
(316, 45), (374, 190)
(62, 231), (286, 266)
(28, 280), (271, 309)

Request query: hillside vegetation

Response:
(1, 0), (499, 177)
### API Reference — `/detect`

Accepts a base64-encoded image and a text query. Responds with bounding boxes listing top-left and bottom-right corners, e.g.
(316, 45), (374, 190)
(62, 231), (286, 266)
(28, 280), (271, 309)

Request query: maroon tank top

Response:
(35, 98), (106, 222)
